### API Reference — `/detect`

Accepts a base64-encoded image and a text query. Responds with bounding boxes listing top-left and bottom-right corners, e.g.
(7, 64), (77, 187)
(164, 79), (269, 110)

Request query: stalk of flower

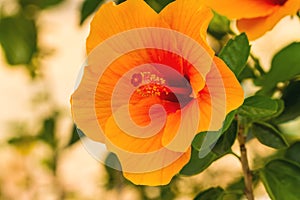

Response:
(71, 0), (244, 186)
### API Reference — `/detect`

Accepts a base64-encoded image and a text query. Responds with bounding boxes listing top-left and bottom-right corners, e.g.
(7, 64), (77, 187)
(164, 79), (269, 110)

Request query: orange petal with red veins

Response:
(237, 0), (300, 40)
(204, 0), (278, 19)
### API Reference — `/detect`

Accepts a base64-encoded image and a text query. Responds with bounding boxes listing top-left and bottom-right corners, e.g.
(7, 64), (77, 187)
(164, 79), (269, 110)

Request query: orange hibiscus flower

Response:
(71, 0), (244, 186)
(205, 0), (300, 40)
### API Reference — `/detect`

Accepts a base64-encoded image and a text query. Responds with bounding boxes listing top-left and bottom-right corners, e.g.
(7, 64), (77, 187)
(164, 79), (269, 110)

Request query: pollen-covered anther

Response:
(136, 83), (170, 97)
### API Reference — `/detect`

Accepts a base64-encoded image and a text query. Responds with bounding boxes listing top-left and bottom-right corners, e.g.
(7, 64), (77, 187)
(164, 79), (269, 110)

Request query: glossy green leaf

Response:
(192, 111), (236, 152)
(219, 33), (250, 77)
(181, 121), (237, 176)
(180, 147), (219, 176)
(251, 122), (288, 149)
(238, 95), (280, 120)
(274, 80), (300, 123)
(194, 187), (224, 200)
(144, 0), (174, 12)
(208, 11), (231, 39)
(212, 120), (237, 155)
(285, 141), (300, 165)
(0, 16), (37, 65)
(260, 159), (300, 200)
(238, 64), (256, 81)
(222, 110), (237, 133)
(80, 0), (105, 25)
(257, 42), (300, 95)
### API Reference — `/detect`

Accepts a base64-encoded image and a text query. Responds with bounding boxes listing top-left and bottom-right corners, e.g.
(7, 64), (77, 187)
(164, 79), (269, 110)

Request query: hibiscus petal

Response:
(162, 99), (199, 152)
(123, 148), (191, 186)
(237, 0), (300, 40)
(197, 57), (244, 132)
(204, 0), (278, 19)
(86, 0), (163, 54)
(71, 66), (105, 142)
(213, 57), (244, 113)
(160, 0), (214, 93)
(160, 0), (214, 56)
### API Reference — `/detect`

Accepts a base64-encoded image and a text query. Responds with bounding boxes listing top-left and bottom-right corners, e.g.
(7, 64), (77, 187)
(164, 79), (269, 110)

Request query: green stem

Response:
(237, 119), (255, 200)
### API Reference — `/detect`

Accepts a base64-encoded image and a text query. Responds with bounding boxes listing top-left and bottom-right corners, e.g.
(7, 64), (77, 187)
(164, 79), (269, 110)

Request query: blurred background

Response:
(0, 0), (300, 199)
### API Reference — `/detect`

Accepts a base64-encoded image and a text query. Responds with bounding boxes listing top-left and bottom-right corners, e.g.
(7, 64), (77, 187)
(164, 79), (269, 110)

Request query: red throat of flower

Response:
(131, 71), (193, 107)
(270, 0), (288, 5)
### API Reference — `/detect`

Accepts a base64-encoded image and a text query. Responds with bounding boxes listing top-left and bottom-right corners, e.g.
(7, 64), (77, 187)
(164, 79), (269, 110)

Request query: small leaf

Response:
(257, 42), (300, 95)
(285, 141), (300, 165)
(212, 120), (237, 155)
(67, 125), (80, 147)
(18, 0), (64, 9)
(222, 110), (237, 133)
(238, 95), (280, 120)
(0, 15), (37, 65)
(260, 159), (300, 200)
(194, 187), (224, 200)
(238, 64), (256, 81)
(180, 147), (219, 176)
(192, 111), (236, 152)
(104, 153), (127, 189)
(144, 0), (174, 12)
(208, 11), (231, 39)
(219, 33), (251, 77)
(251, 122), (288, 149)
(38, 116), (57, 147)
(80, 0), (105, 25)
(274, 80), (300, 123)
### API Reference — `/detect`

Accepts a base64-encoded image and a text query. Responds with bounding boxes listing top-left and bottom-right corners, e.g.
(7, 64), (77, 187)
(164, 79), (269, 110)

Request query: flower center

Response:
(270, 0), (287, 5)
(131, 71), (193, 105)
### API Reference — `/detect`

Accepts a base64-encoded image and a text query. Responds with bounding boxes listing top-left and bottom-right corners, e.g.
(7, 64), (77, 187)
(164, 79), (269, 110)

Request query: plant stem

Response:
(237, 120), (255, 200)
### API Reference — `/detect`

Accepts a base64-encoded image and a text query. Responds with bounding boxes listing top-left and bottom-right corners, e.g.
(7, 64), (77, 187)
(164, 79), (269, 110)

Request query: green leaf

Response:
(285, 141), (300, 165)
(257, 42), (300, 95)
(251, 122), (288, 149)
(0, 15), (37, 65)
(219, 33), (250, 77)
(238, 64), (256, 81)
(180, 147), (219, 176)
(222, 110), (237, 133)
(144, 0), (174, 12)
(260, 159), (300, 200)
(104, 153), (127, 189)
(18, 0), (64, 9)
(194, 187), (225, 200)
(181, 121), (237, 176)
(208, 11), (231, 39)
(80, 0), (105, 25)
(67, 125), (80, 147)
(38, 116), (57, 147)
(238, 95), (280, 120)
(274, 80), (300, 123)
(212, 120), (237, 155)
(192, 111), (236, 152)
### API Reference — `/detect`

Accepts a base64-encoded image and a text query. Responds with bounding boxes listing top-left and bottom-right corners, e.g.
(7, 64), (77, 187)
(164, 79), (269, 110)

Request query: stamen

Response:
(132, 72), (169, 97)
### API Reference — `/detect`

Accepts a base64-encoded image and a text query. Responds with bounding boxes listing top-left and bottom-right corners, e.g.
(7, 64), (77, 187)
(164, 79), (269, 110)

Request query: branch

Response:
(237, 120), (255, 200)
